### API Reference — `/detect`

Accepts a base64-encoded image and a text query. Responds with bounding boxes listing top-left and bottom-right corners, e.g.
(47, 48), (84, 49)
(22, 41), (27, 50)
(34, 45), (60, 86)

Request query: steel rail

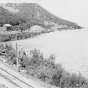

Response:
(0, 67), (34, 88)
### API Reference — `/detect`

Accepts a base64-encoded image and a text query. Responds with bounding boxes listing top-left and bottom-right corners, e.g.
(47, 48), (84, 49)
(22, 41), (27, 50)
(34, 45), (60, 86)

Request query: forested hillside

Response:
(0, 3), (82, 31)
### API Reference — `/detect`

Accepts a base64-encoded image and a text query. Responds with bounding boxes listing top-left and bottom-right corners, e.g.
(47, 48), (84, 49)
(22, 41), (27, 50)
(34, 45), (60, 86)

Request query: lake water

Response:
(11, 28), (88, 78)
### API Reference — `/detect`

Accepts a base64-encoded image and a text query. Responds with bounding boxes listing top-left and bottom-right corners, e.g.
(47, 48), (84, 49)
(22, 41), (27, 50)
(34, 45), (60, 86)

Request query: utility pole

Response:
(16, 42), (20, 72)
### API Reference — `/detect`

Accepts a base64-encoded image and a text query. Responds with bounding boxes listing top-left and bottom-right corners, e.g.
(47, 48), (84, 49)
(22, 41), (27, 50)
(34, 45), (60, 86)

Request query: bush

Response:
(50, 65), (65, 87)
(29, 49), (44, 67)
(18, 50), (29, 68)
(18, 49), (88, 88)
(0, 44), (88, 88)
(0, 43), (16, 64)
(25, 49), (44, 76)
(0, 35), (11, 42)
(26, 49), (88, 88)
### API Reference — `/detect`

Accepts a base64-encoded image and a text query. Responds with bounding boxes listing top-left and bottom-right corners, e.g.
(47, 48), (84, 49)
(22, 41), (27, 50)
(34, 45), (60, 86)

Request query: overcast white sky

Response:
(0, 0), (88, 28)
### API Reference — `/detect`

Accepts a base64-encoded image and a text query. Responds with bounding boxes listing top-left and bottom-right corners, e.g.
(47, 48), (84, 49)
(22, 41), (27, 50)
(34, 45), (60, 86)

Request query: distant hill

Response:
(0, 3), (82, 31)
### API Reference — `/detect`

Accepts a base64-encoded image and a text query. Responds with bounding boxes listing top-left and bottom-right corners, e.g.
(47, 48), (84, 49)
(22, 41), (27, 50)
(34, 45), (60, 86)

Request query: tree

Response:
(19, 23), (29, 31)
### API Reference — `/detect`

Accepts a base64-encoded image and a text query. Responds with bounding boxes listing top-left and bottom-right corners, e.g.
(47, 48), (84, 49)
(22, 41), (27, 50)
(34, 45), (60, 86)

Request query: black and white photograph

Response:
(0, 0), (88, 88)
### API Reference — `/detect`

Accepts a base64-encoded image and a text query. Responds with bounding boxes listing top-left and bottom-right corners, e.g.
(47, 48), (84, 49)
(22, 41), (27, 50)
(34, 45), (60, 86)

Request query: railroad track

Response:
(0, 67), (34, 88)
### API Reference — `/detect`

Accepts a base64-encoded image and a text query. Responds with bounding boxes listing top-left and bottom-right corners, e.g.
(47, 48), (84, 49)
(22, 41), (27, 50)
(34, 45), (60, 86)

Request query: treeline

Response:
(0, 3), (82, 32)
(0, 29), (53, 42)
(0, 6), (45, 30)
(0, 43), (88, 88)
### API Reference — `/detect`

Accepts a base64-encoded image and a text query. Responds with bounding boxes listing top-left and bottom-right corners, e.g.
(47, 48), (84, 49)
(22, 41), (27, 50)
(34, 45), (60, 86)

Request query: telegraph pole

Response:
(16, 42), (20, 72)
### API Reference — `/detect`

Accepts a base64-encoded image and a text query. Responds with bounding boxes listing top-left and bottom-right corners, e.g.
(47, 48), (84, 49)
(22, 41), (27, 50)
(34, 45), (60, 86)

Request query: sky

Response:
(0, 0), (88, 28)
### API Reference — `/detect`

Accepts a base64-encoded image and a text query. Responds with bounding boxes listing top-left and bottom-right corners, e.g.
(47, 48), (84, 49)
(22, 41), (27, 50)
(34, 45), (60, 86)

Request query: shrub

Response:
(20, 49), (88, 88)
(0, 43), (16, 64)
(1, 35), (11, 42)
(0, 44), (88, 88)
(18, 50), (29, 68)
(25, 49), (44, 76)
(50, 65), (65, 87)
(29, 49), (44, 67)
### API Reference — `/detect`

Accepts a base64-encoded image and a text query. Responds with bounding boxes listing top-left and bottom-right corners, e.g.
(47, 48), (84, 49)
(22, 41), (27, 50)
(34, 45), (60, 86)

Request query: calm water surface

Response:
(12, 28), (88, 78)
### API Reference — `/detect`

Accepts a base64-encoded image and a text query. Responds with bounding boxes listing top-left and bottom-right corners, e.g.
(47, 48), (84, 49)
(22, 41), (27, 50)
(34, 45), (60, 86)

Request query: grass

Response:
(0, 43), (88, 88)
